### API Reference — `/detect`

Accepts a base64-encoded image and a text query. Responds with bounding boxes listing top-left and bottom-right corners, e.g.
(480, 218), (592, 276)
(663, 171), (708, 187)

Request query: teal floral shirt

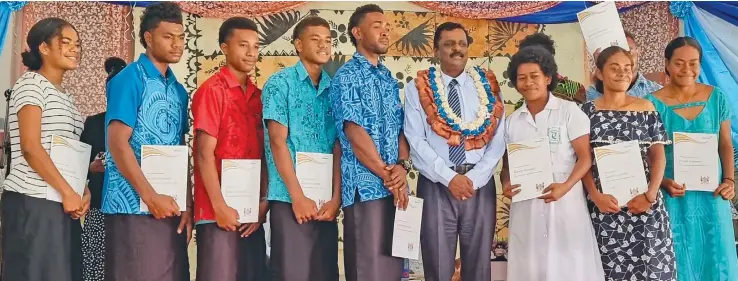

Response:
(262, 61), (336, 203)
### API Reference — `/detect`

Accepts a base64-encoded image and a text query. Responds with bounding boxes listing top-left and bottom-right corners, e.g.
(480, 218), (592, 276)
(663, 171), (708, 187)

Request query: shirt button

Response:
(540, 213), (544, 217)
(543, 234), (548, 238)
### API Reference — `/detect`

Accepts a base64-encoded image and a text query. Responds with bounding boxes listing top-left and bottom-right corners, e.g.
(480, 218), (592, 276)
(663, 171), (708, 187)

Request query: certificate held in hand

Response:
(593, 140), (648, 206)
(507, 137), (554, 203)
(296, 152), (333, 209)
(140, 145), (188, 212)
(221, 159), (261, 223)
(673, 132), (719, 192)
(577, 1), (630, 56)
(392, 196), (423, 260)
(47, 135), (92, 202)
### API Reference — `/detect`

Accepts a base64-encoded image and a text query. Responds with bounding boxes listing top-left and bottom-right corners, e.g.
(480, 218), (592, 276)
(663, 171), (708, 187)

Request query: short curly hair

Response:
(507, 45), (559, 91)
(348, 4), (383, 47)
(519, 33), (555, 56)
(139, 2), (183, 49)
(219, 17), (258, 45)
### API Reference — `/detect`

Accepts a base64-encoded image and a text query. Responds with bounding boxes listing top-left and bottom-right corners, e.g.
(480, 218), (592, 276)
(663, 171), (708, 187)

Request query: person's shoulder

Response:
(633, 97), (657, 112)
(107, 63), (141, 88)
(13, 72), (47, 91)
(264, 66), (293, 86)
(333, 60), (360, 80)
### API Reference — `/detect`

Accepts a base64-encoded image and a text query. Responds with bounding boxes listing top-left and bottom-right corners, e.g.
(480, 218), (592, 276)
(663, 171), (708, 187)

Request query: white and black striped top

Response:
(3, 72), (84, 198)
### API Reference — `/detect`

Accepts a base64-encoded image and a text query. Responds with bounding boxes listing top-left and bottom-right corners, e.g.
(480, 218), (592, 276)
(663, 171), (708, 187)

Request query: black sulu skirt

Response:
(1, 191), (83, 281)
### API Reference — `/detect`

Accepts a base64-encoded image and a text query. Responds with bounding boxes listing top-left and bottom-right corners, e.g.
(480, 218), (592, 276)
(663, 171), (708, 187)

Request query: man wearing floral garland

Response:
(403, 22), (505, 281)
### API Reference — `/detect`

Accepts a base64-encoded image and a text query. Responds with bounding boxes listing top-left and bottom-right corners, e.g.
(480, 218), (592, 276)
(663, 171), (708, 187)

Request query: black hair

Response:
(22, 17), (76, 71)
(292, 16), (330, 41)
(348, 4), (384, 46)
(433, 22), (473, 49)
(594, 46), (633, 93)
(519, 33), (555, 55)
(218, 17), (258, 45)
(139, 2), (183, 49)
(664, 36), (703, 76)
(104, 57), (127, 83)
(506, 45), (559, 92)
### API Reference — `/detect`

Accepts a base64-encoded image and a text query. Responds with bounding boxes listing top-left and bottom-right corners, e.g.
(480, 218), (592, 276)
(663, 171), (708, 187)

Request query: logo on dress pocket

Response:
(548, 127), (561, 144)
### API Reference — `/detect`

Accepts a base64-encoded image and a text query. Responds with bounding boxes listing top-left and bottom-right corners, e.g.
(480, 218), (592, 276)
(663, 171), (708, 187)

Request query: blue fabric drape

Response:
(0, 1), (26, 56)
(694, 1), (738, 26)
(498, 1), (643, 24)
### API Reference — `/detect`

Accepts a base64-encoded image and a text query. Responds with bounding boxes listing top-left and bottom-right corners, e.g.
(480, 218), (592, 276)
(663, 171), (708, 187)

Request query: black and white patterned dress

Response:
(581, 102), (677, 281)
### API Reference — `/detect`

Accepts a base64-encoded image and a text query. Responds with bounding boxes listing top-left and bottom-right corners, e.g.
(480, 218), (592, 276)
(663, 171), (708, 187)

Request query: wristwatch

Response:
(398, 158), (413, 171)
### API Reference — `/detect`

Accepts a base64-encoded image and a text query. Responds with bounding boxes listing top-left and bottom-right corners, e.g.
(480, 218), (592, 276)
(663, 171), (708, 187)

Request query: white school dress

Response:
(505, 95), (604, 281)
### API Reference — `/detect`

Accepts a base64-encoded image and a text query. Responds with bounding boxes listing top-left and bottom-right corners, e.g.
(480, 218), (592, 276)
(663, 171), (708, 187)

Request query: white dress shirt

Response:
(403, 70), (506, 189)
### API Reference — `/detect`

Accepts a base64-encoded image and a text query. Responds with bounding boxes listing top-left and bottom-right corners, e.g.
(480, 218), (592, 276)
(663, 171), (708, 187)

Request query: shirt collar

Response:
(352, 51), (387, 71)
(219, 66), (255, 97)
(440, 70), (469, 88)
(519, 93), (560, 114)
(296, 60), (331, 95)
(138, 53), (176, 83)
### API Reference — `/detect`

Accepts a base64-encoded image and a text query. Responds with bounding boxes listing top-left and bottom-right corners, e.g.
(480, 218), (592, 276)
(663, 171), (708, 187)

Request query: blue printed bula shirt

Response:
(330, 52), (403, 208)
(102, 54), (190, 215)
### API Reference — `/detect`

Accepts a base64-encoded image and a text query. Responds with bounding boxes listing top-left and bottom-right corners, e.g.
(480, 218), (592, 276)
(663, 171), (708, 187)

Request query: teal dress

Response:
(647, 87), (738, 281)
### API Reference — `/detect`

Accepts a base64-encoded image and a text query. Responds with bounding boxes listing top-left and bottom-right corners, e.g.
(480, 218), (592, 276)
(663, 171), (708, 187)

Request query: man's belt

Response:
(450, 164), (476, 175)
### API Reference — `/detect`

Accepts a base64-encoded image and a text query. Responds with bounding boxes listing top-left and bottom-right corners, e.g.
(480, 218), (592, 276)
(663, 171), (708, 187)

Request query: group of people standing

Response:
(0, 2), (736, 281)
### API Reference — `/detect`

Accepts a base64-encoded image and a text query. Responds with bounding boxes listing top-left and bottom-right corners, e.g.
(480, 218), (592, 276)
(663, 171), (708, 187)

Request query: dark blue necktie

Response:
(447, 79), (466, 166)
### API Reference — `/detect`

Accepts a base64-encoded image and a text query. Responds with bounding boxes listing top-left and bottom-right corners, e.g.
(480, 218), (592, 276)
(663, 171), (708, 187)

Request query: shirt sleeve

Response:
(106, 73), (142, 128)
(716, 87), (733, 122)
(178, 84), (190, 135)
(192, 85), (223, 138)
(567, 102), (591, 140)
(465, 111), (507, 189)
(403, 82), (458, 186)
(11, 81), (45, 113)
(330, 72), (363, 132)
(262, 75), (289, 127)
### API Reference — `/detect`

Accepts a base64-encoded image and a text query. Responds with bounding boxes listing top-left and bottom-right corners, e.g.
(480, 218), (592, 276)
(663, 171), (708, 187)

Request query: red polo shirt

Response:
(192, 67), (263, 223)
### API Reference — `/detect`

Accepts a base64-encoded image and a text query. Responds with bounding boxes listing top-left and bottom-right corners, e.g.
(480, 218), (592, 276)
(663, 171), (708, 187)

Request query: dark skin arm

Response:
(385, 134), (409, 209)
(177, 135), (193, 244)
(344, 121), (408, 209)
(627, 143), (665, 214)
(715, 121), (735, 199)
(316, 141), (343, 221)
(583, 160), (620, 214)
(344, 121), (389, 178)
(108, 120), (180, 219)
(266, 120), (318, 224)
(501, 152), (520, 199)
(18, 106), (86, 218)
(240, 148), (270, 237)
(539, 135), (592, 203)
(195, 130), (240, 231)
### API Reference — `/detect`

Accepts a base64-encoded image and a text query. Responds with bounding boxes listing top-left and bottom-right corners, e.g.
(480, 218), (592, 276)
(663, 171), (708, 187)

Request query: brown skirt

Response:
(104, 214), (189, 281)
(1, 191), (83, 281)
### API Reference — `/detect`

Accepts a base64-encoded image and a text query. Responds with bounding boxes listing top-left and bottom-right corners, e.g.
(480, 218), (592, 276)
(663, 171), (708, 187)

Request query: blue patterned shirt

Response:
(102, 54), (190, 215)
(330, 52), (403, 208)
(263, 61), (336, 203)
(586, 72), (663, 101)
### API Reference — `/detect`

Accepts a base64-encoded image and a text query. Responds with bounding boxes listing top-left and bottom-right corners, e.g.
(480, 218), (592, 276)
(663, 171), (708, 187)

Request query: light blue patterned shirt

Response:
(263, 61), (336, 203)
(102, 54), (189, 215)
(586, 72), (663, 101)
(330, 52), (404, 208)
